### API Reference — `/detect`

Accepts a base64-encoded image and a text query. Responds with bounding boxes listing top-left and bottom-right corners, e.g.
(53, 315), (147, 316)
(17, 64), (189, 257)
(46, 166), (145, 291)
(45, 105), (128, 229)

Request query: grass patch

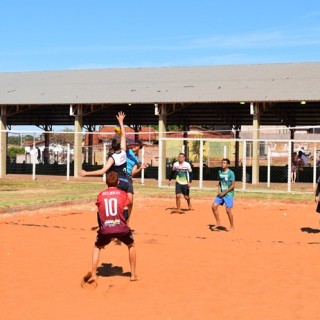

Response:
(0, 178), (313, 212)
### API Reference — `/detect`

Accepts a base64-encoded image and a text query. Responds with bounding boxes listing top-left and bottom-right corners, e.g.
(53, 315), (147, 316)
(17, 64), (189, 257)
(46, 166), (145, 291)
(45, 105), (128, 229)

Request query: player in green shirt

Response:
(211, 158), (235, 231)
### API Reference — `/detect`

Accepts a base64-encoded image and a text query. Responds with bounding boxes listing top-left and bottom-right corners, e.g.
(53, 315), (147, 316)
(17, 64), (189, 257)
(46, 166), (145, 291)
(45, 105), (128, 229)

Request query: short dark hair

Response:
(128, 140), (144, 149)
(111, 139), (121, 151)
(222, 158), (230, 165)
(106, 171), (118, 187)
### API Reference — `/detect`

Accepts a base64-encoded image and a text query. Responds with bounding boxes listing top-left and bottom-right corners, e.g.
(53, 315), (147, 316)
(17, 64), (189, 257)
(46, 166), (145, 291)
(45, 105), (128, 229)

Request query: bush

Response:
(8, 146), (25, 161)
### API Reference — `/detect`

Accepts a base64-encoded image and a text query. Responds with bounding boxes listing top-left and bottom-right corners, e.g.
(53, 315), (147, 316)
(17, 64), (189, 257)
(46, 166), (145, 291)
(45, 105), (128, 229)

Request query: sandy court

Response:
(1, 194), (320, 320)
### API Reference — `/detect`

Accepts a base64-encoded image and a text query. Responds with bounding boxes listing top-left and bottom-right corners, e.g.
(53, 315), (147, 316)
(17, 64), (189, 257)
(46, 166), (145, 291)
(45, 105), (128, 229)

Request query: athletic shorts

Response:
(118, 178), (129, 193)
(175, 182), (190, 196)
(126, 175), (134, 194)
(214, 196), (234, 208)
(95, 231), (134, 248)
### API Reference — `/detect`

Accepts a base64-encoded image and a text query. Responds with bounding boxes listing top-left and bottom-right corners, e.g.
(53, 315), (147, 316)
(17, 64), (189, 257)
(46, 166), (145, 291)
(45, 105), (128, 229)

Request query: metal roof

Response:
(1, 62), (320, 105)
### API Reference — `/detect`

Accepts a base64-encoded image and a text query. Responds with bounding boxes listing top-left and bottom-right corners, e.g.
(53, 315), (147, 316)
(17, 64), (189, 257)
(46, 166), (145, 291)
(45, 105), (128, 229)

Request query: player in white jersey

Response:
(79, 111), (131, 197)
(168, 153), (192, 211)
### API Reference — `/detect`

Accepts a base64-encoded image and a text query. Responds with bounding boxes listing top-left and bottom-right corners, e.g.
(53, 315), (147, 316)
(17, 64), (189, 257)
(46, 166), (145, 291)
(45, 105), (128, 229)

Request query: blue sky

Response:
(2, 0), (320, 132)
(1, 0), (320, 72)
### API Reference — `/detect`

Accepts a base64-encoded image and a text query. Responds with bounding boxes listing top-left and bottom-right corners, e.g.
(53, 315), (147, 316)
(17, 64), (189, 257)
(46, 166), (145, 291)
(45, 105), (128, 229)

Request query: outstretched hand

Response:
(116, 111), (126, 124)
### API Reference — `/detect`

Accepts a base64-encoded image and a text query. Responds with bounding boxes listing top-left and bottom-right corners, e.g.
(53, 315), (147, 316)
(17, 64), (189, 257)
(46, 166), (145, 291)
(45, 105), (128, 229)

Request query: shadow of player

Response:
(300, 227), (320, 234)
(208, 224), (228, 232)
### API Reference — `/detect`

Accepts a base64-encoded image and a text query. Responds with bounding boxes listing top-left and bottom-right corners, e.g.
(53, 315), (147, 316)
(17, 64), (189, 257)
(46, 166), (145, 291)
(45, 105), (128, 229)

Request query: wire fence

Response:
(3, 129), (320, 194)
(158, 137), (320, 194)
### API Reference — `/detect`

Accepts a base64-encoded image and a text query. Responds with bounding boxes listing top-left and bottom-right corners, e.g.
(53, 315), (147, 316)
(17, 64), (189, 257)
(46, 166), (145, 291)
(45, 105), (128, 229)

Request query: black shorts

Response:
(95, 231), (134, 248)
(127, 175), (134, 194)
(118, 177), (134, 194)
(175, 182), (190, 196)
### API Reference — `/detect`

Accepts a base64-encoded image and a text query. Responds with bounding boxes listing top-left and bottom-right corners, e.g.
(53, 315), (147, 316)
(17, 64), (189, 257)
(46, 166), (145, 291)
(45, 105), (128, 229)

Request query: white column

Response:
(74, 106), (83, 178)
(252, 103), (260, 184)
(199, 139), (203, 189)
(32, 136), (36, 180)
(313, 146), (317, 190)
(158, 105), (167, 187)
(288, 141), (292, 192)
(67, 143), (70, 181)
(141, 146), (145, 185)
(242, 140), (247, 191)
(0, 106), (7, 178)
(267, 146), (271, 188)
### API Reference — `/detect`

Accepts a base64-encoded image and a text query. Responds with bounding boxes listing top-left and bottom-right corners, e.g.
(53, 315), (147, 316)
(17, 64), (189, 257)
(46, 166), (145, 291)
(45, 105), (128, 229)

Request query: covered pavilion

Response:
(1, 62), (320, 183)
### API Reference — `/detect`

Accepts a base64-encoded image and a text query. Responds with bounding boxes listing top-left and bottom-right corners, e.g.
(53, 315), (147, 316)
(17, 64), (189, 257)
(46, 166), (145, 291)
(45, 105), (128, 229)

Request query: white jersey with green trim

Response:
(172, 161), (192, 185)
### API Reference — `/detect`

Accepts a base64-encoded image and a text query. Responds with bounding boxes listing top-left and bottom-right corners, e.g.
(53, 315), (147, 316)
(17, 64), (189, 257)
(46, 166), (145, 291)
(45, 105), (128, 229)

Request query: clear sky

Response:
(1, 0), (320, 73)
(2, 0), (320, 133)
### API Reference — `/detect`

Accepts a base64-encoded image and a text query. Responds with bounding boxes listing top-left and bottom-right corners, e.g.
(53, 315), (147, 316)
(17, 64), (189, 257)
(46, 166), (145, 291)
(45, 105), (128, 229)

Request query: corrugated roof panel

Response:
(1, 62), (320, 105)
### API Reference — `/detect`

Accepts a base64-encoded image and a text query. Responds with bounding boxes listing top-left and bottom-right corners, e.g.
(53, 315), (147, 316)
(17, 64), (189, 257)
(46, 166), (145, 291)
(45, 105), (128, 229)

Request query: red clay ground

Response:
(1, 195), (320, 320)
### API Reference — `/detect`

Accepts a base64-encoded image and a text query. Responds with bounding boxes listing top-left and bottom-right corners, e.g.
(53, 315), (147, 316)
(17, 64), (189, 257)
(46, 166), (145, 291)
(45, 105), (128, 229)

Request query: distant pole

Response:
(66, 143), (70, 181)
(103, 142), (107, 183)
(267, 146), (271, 188)
(141, 146), (145, 185)
(32, 135), (36, 180)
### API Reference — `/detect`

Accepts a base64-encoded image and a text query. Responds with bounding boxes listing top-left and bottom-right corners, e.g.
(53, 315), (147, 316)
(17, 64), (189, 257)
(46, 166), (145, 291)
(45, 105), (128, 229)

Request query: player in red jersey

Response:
(87, 171), (138, 284)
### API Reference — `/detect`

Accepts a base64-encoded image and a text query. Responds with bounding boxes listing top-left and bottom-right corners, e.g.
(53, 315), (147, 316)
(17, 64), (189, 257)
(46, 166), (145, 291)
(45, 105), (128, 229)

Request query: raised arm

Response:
(79, 157), (114, 177)
(116, 111), (126, 151)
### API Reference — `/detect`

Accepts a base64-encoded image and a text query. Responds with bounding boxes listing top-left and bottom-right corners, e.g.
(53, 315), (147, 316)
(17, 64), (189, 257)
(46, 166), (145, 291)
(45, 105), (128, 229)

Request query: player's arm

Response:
(168, 167), (176, 185)
(116, 111), (126, 151)
(131, 163), (148, 177)
(315, 181), (320, 202)
(79, 157), (114, 177)
(187, 166), (193, 187)
(219, 180), (235, 197)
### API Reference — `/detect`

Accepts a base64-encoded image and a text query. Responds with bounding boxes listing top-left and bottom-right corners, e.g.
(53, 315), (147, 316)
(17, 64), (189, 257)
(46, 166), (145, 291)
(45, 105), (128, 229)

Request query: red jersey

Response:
(96, 187), (130, 234)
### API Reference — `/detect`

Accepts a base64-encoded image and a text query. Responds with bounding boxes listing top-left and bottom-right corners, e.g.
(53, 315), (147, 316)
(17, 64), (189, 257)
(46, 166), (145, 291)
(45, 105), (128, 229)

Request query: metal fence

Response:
(158, 137), (320, 194)
(4, 130), (320, 194)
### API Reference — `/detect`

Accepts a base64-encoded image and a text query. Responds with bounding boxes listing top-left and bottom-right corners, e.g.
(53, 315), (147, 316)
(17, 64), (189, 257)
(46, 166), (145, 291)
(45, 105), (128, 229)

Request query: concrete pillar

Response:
(235, 127), (240, 167)
(43, 129), (50, 164)
(158, 105), (167, 185)
(74, 106), (83, 178)
(0, 106), (7, 178)
(252, 103), (260, 184)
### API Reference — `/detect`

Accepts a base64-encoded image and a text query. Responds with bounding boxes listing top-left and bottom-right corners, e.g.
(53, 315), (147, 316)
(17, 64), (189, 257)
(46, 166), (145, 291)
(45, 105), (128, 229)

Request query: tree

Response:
(8, 146), (24, 161)
(48, 128), (74, 145)
(8, 135), (22, 146)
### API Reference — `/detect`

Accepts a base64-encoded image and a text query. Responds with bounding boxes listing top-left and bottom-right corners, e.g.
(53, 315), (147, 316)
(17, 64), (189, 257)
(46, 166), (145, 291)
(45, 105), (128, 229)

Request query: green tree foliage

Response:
(190, 138), (208, 163)
(49, 128), (74, 145)
(8, 135), (22, 146)
(8, 146), (25, 160)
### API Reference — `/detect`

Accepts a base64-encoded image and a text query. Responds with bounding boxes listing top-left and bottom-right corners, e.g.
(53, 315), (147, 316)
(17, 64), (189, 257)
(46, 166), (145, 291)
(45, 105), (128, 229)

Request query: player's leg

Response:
(176, 194), (182, 210)
(224, 197), (234, 231)
(175, 182), (183, 210)
(89, 245), (101, 282)
(89, 234), (111, 281)
(212, 197), (223, 228)
(126, 177), (134, 223)
(185, 195), (192, 209)
(127, 243), (138, 281)
(182, 185), (192, 210)
(116, 232), (138, 281)
(120, 232), (138, 281)
(126, 192), (134, 223)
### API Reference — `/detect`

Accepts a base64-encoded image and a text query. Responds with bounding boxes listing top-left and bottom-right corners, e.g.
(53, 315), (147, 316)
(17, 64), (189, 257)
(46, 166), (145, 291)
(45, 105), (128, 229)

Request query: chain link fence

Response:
(158, 137), (320, 194)
(4, 130), (320, 194)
